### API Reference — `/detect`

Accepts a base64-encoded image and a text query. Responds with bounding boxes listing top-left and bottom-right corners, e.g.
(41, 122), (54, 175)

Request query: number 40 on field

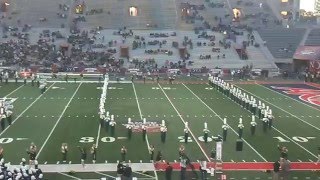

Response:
(273, 136), (315, 143)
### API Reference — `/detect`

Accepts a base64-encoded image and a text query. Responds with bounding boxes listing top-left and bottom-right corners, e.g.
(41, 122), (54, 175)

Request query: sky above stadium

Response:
(300, 0), (316, 12)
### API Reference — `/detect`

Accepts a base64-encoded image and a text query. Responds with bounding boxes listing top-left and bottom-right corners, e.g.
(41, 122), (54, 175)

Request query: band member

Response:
(91, 144), (97, 163)
(222, 118), (228, 141)
(0, 105), (6, 131)
(203, 122), (210, 143)
(250, 115), (257, 135)
(105, 111), (110, 132)
(262, 114), (269, 133)
(238, 118), (244, 139)
(268, 109), (274, 129)
(109, 115), (116, 137)
(127, 122), (133, 140)
(160, 120), (167, 143)
(184, 122), (189, 143)
(61, 143), (68, 162)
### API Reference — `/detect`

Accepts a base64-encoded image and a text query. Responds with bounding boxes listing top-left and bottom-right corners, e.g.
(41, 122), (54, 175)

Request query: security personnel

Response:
(262, 114), (269, 133)
(61, 143), (68, 162)
(109, 115), (116, 137)
(203, 122), (210, 143)
(222, 118), (228, 141)
(250, 115), (257, 135)
(142, 125), (147, 141)
(238, 118), (244, 139)
(184, 122), (189, 143)
(90, 144), (97, 163)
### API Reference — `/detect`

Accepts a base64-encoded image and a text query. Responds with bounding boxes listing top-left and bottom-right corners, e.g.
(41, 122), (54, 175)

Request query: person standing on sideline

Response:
(184, 122), (189, 143)
(78, 146), (87, 167)
(280, 158), (291, 180)
(27, 142), (37, 165)
(121, 146), (127, 162)
(165, 162), (173, 180)
(149, 145), (155, 162)
(200, 158), (207, 180)
(180, 154), (187, 180)
(142, 124), (147, 141)
(316, 147), (320, 164)
(61, 143), (68, 163)
(273, 159), (280, 180)
(90, 144), (97, 163)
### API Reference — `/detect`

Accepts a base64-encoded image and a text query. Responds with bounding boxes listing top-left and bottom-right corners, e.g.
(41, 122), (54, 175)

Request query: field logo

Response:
(122, 121), (161, 132)
(271, 86), (320, 106)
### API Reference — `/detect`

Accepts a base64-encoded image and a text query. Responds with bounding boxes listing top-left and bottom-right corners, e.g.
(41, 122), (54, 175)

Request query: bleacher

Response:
(258, 28), (306, 59)
(304, 29), (320, 46)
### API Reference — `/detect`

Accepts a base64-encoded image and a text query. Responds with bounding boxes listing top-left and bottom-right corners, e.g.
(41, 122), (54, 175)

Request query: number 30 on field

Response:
(79, 137), (115, 143)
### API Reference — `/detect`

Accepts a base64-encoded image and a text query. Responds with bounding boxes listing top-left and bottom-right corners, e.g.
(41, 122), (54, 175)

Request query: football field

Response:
(0, 79), (320, 179)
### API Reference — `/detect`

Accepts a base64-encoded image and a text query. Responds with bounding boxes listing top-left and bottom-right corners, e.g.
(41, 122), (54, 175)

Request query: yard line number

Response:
(273, 136), (316, 143)
(178, 136), (218, 143)
(79, 137), (115, 143)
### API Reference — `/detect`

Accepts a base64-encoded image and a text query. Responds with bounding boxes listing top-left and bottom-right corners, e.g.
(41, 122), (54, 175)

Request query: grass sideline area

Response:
(0, 78), (320, 179)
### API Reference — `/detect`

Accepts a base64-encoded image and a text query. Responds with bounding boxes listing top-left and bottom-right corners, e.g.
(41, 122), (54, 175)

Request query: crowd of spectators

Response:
(0, 158), (43, 180)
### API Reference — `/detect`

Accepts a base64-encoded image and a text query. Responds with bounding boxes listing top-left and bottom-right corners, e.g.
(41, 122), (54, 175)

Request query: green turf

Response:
(0, 81), (319, 179)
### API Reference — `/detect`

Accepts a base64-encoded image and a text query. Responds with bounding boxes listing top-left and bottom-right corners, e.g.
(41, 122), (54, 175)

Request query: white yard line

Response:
(94, 171), (116, 178)
(245, 83), (320, 132)
(154, 170), (158, 180)
(182, 83), (267, 162)
(256, 83), (320, 112)
(132, 83), (151, 151)
(158, 84), (211, 162)
(133, 171), (156, 178)
(231, 84), (318, 159)
(58, 172), (82, 180)
(0, 83), (56, 137)
(3, 84), (25, 98)
(36, 83), (82, 159)
(95, 124), (101, 148)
